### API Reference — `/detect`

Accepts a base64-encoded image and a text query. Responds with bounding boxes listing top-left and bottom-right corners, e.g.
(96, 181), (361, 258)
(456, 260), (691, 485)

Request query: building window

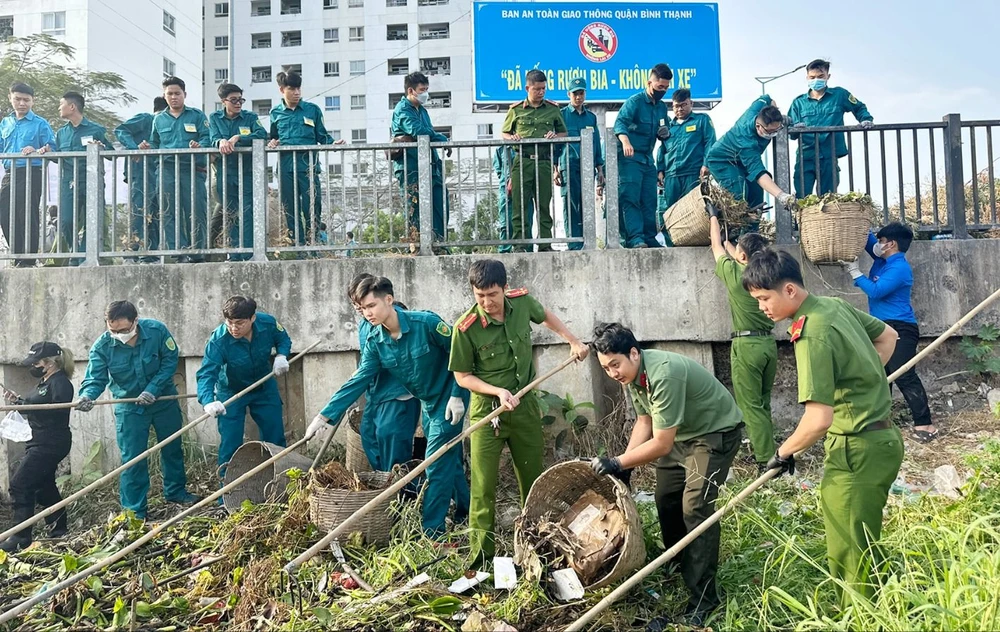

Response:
(42, 11), (66, 36)
(387, 59), (409, 76)
(0, 16), (12, 40)
(434, 126), (452, 140)
(419, 23), (449, 40)
(351, 162), (369, 175)
(349, 26), (364, 42)
(329, 163), (343, 177)
(349, 60), (365, 76)
(162, 58), (176, 78)
(214, 35), (229, 50)
(388, 93), (405, 108)
(350, 95), (366, 110)
(324, 62), (340, 77)
(280, 0), (301, 14)
(324, 28), (339, 43)
(425, 92), (451, 108)
(253, 99), (272, 116)
(420, 57), (450, 76)
(348, 0), (364, 7)
(281, 63), (302, 75)
(252, 66), (272, 83)
(215, 68), (229, 83)
(162, 10), (176, 35)
(419, 0), (448, 5)
(325, 96), (341, 111)
(281, 31), (301, 47)
(331, 129), (342, 142)
(251, 33), (271, 49)
(214, 2), (229, 17)
(386, 24), (408, 41)
(250, 0), (271, 16)
(387, 0), (407, 6)
(352, 129), (367, 144)
(324, 0), (338, 7)
(477, 124), (493, 139)
(477, 157), (491, 171)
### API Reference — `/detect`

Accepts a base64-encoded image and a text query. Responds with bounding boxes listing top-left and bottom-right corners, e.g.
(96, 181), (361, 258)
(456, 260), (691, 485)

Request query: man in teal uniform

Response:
(656, 88), (715, 222)
(743, 249), (903, 605)
(390, 72), (450, 242)
(77, 300), (196, 518)
(149, 76), (211, 261)
(614, 63), (672, 248)
(554, 77), (604, 251)
(52, 91), (114, 264)
(493, 144), (532, 254)
(116, 96), (167, 259)
(197, 296), (292, 473)
(209, 83), (268, 260)
(788, 59), (873, 197)
(307, 276), (470, 536)
(267, 71), (334, 246)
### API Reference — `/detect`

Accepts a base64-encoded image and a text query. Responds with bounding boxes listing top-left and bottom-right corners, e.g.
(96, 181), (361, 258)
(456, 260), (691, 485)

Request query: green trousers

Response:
(468, 391), (543, 562)
(510, 157), (553, 252)
(730, 336), (777, 462)
(821, 427), (903, 604)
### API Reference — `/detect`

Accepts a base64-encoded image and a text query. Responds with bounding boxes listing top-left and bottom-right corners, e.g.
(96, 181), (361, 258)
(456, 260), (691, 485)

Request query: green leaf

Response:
(312, 607), (332, 624)
(81, 597), (99, 619)
(113, 596), (126, 613)
(978, 323), (1000, 341)
(540, 393), (564, 416)
(141, 572), (155, 592)
(426, 595), (463, 615)
(85, 441), (102, 468)
(541, 415), (557, 426)
(135, 601), (153, 619)
(985, 356), (1000, 374)
(85, 575), (103, 596)
(61, 553), (79, 575)
(573, 401), (597, 410)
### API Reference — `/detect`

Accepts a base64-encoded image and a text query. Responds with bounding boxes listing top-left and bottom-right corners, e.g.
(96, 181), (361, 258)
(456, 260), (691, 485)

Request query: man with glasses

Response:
(656, 88), (716, 235)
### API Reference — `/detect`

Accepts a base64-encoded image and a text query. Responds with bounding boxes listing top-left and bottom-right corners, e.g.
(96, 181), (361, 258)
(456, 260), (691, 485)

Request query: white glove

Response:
(204, 401), (226, 417)
(445, 396), (466, 425)
(306, 414), (329, 439)
(842, 259), (863, 279)
(860, 120), (874, 129)
(791, 122), (807, 129)
(273, 354), (289, 376)
(777, 192), (797, 210)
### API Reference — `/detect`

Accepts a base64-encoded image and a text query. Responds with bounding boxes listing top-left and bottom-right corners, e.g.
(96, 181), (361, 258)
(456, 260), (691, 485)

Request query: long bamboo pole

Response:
(0, 393), (197, 413)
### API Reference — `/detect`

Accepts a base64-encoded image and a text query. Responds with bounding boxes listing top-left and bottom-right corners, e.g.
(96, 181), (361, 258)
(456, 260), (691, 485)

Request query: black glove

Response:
(656, 126), (671, 141)
(706, 202), (720, 218)
(613, 468), (633, 489)
(765, 450), (795, 477)
(590, 456), (623, 476)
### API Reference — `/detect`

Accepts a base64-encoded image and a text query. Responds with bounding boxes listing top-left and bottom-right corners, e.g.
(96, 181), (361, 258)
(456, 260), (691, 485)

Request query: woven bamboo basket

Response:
(222, 441), (313, 514)
(663, 180), (711, 246)
(798, 199), (870, 263)
(513, 460), (645, 590)
(309, 469), (398, 546)
(344, 407), (371, 473)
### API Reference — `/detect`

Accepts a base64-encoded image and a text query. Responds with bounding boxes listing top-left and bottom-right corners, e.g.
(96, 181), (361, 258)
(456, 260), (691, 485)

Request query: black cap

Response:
(21, 341), (63, 366)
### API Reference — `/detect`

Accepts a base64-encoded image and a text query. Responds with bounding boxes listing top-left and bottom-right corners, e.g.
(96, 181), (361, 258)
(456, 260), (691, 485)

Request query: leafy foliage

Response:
(958, 323), (1000, 376)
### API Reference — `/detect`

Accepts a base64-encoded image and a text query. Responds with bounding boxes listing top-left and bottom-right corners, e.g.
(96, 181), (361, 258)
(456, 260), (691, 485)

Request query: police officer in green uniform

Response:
(708, 212), (775, 468)
(656, 88), (715, 224)
(149, 76), (211, 261)
(53, 91), (114, 264)
(501, 69), (567, 252)
(449, 259), (588, 564)
(78, 301), (197, 518)
(743, 249), (903, 604)
(788, 59), (873, 197)
(116, 97), (167, 258)
(554, 77), (604, 251)
(493, 145), (533, 254)
(307, 276), (470, 536)
(268, 71), (335, 246)
(589, 323), (743, 625)
(209, 83), (268, 260)
(614, 63), (672, 248)
(390, 72), (450, 242)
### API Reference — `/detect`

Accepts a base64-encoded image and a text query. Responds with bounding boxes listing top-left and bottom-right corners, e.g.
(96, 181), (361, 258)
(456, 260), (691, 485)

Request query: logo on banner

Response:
(578, 22), (617, 63)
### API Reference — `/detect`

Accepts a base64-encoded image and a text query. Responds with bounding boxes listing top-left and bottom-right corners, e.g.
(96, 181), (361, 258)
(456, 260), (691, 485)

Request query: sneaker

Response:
(165, 492), (201, 505)
(0, 535), (30, 553)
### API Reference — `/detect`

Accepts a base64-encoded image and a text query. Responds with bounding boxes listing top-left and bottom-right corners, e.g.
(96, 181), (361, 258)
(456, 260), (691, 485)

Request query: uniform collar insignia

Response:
(639, 372), (648, 389)
(789, 315), (807, 342)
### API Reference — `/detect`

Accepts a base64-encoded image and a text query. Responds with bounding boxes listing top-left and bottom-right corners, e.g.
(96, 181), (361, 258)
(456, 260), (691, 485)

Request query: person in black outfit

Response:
(1, 342), (75, 552)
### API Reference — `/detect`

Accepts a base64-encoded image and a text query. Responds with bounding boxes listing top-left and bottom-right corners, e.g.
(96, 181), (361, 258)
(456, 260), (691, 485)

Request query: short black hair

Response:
(347, 273), (374, 301)
(737, 232), (769, 258)
(276, 71), (302, 89)
(153, 97), (168, 112)
(469, 259), (507, 290)
(223, 296), (257, 320)
(650, 63), (673, 82)
(404, 72), (429, 92)
(62, 91), (85, 112)
(162, 76), (186, 91)
(525, 69), (546, 85)
(319, 222), (327, 231)
(351, 276), (394, 304)
(105, 300), (138, 323)
(672, 88), (691, 103)
(9, 82), (34, 96)
(591, 322), (640, 356)
(346, 231), (354, 239)
(807, 59), (831, 73)
(218, 83), (243, 99)
(757, 105), (784, 126)
(742, 248), (805, 292)
(876, 222), (914, 253)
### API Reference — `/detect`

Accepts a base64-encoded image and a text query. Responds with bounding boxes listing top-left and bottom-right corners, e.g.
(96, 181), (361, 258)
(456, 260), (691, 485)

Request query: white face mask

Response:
(416, 91), (430, 105)
(872, 241), (886, 257)
(110, 327), (137, 344)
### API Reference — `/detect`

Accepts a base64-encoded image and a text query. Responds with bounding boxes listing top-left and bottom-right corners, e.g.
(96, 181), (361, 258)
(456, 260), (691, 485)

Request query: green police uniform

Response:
(656, 112), (716, 220)
(788, 87), (872, 196)
(556, 104), (604, 251)
(493, 146), (533, 254)
(390, 97), (449, 241)
(614, 91), (668, 248)
(115, 112), (161, 252)
(449, 288), (547, 561)
(150, 107), (211, 252)
(53, 117), (114, 261)
(501, 100), (567, 252)
(714, 256), (777, 462)
(791, 294), (903, 603)
(705, 95), (773, 209)
(208, 110), (268, 259)
(628, 349), (743, 614)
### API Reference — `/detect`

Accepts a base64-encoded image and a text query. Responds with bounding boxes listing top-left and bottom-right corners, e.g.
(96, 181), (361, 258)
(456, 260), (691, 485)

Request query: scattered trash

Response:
(462, 611), (518, 632)
(633, 491), (655, 504)
(0, 410), (32, 442)
(987, 388), (1000, 412)
(449, 570), (490, 594)
(493, 557), (517, 590)
(550, 568), (585, 601)
(932, 464), (964, 499)
(777, 501), (795, 517)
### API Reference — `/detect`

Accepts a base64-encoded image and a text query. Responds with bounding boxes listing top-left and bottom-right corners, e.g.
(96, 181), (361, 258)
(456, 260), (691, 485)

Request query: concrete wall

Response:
(1, 240), (998, 481)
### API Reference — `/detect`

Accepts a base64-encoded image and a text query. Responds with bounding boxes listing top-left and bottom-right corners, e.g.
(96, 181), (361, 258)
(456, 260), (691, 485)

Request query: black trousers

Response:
(0, 166), (44, 263)
(655, 424), (742, 613)
(884, 320), (932, 427)
(9, 436), (71, 542)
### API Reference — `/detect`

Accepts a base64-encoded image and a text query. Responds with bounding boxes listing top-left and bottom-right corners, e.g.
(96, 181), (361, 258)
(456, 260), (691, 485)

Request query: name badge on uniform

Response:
(80, 135), (94, 145)
(239, 127), (251, 136)
(184, 123), (197, 133)
(303, 117), (315, 127)
(659, 119), (665, 126)
(685, 125), (697, 132)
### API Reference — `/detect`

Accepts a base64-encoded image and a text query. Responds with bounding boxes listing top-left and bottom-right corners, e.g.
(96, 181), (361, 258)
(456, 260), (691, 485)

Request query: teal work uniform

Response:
(320, 307), (470, 535)
(390, 98), (449, 241)
(449, 289), (547, 562)
(53, 117), (113, 261)
(628, 349), (743, 614)
(209, 110), (268, 259)
(493, 146), (533, 254)
(268, 100), (332, 245)
(714, 256), (776, 462)
(150, 107), (211, 252)
(791, 294), (903, 603)
(79, 319), (188, 517)
(788, 87), (873, 196)
(501, 100), (567, 252)
(614, 91), (669, 248)
(115, 112), (161, 252)
(556, 105), (604, 251)
(656, 112), (716, 220)
(705, 95), (773, 209)
(196, 312), (292, 471)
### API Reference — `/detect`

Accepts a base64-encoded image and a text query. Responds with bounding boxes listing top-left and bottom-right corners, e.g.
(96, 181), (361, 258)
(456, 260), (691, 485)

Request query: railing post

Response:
(773, 127), (794, 244)
(942, 113), (967, 238)
(604, 129), (620, 248)
(417, 135), (433, 255)
(82, 143), (101, 267)
(251, 139), (268, 261)
(580, 128), (596, 250)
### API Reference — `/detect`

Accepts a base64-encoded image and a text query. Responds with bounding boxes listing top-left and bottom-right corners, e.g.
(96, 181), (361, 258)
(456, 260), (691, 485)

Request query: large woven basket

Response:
(309, 469), (398, 546)
(663, 180), (711, 246)
(798, 200), (870, 263)
(344, 407), (371, 473)
(222, 441), (313, 514)
(514, 460), (645, 590)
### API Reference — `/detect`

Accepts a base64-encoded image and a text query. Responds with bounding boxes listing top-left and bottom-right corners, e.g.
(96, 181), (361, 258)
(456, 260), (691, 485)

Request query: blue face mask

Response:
(808, 78), (827, 92)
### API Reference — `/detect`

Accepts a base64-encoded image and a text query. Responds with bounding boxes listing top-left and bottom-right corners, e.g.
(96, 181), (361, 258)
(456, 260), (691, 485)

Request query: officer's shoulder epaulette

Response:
(544, 99), (560, 107)
(457, 312), (478, 332)
(508, 101), (523, 110)
(505, 287), (529, 298)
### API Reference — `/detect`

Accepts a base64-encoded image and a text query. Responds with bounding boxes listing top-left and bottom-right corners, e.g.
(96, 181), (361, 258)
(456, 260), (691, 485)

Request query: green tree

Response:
(451, 192), (500, 253)
(0, 35), (135, 132)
